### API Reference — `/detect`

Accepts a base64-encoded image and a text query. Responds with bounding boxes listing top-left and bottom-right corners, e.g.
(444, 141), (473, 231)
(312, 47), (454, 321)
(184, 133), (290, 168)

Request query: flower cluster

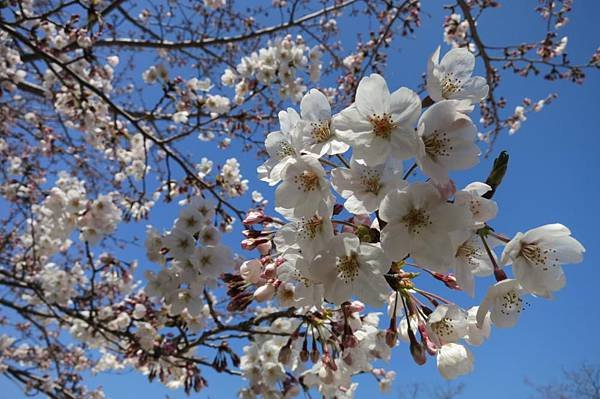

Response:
(0, 31), (25, 93)
(219, 158), (249, 198)
(20, 172), (121, 262)
(145, 196), (233, 316)
(221, 34), (322, 103)
(235, 46), (585, 395)
(237, 305), (397, 399)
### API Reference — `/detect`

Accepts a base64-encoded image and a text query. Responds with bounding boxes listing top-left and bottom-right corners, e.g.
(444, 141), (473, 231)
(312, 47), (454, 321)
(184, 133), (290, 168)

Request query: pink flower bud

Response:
(262, 263), (277, 279)
(256, 241), (272, 255)
(347, 301), (365, 313)
(432, 272), (461, 290)
(243, 209), (272, 225)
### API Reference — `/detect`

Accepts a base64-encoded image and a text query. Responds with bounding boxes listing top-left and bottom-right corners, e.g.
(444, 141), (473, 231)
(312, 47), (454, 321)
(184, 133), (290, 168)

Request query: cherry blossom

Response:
(335, 73), (421, 165)
(331, 158), (405, 214)
(297, 89), (349, 156)
(502, 224), (585, 298)
(415, 100), (480, 184)
(426, 46), (489, 103)
(477, 279), (527, 328)
(379, 182), (472, 269)
(310, 234), (390, 306)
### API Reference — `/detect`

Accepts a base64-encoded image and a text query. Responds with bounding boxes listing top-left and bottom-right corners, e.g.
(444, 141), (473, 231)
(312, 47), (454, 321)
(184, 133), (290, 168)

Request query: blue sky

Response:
(2, 1), (599, 398)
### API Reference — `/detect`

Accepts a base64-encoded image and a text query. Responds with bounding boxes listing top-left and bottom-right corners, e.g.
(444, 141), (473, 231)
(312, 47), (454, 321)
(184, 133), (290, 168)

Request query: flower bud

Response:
(240, 259), (262, 284)
(408, 328), (426, 365)
(432, 272), (460, 290)
(262, 262), (277, 279)
(278, 345), (292, 365)
(310, 347), (320, 363)
(346, 301), (365, 313)
(243, 210), (272, 225)
(300, 348), (309, 363)
(385, 328), (397, 348)
(253, 283), (275, 302)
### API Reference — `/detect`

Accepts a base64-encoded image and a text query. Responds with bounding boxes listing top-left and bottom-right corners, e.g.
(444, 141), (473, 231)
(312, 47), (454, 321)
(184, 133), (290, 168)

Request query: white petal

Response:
(355, 73), (390, 116)
(437, 343), (474, 380)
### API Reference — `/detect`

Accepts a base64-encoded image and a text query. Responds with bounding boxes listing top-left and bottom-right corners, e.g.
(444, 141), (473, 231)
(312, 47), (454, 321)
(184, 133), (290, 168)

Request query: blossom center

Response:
(294, 170), (320, 192)
(431, 317), (455, 340)
(199, 255), (211, 267)
(363, 176), (381, 195)
(424, 130), (452, 160)
(368, 113), (394, 139)
(441, 72), (463, 98)
(310, 120), (333, 143)
(184, 215), (199, 228)
(456, 242), (481, 266)
(277, 141), (296, 159)
(177, 237), (193, 250)
(360, 168), (382, 195)
(298, 215), (324, 240)
(498, 290), (523, 316)
(520, 243), (557, 270)
(402, 208), (432, 235)
(337, 252), (360, 283)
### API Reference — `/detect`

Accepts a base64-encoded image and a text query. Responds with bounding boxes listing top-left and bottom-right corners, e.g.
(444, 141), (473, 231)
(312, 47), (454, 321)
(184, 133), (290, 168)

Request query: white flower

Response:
(426, 46), (489, 103)
(501, 223), (585, 298)
(436, 343), (474, 380)
(275, 154), (332, 218)
(198, 225), (220, 246)
(175, 205), (206, 234)
(331, 158), (405, 214)
(187, 196), (216, 221)
(296, 89), (349, 157)
(167, 287), (203, 316)
(195, 245), (233, 279)
(379, 182), (471, 270)
(259, 108), (302, 186)
(415, 100), (480, 183)
(450, 230), (496, 297)
(335, 73), (420, 165)
(476, 279), (526, 328)
(454, 182), (498, 226)
(145, 227), (165, 265)
(309, 233), (389, 306)
(205, 94), (230, 114)
(277, 252), (325, 307)
(465, 306), (491, 346)
(426, 304), (468, 346)
(172, 110), (189, 124)
(273, 212), (334, 260)
(163, 228), (196, 261)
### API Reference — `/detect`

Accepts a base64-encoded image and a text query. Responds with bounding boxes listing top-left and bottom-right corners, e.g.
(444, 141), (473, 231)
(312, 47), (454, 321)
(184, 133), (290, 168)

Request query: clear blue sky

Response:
(2, 1), (599, 398)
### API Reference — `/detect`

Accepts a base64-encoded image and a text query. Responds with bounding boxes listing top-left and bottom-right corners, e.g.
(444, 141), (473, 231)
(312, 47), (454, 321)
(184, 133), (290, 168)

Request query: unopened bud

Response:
(385, 329), (397, 348)
(300, 348), (309, 362)
(409, 339), (427, 365)
(278, 345), (292, 364)
(253, 283), (275, 302)
(310, 347), (320, 363)
(432, 272), (460, 290)
(262, 263), (277, 279)
(346, 300), (365, 313)
(407, 328), (426, 365)
(240, 259), (262, 284)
